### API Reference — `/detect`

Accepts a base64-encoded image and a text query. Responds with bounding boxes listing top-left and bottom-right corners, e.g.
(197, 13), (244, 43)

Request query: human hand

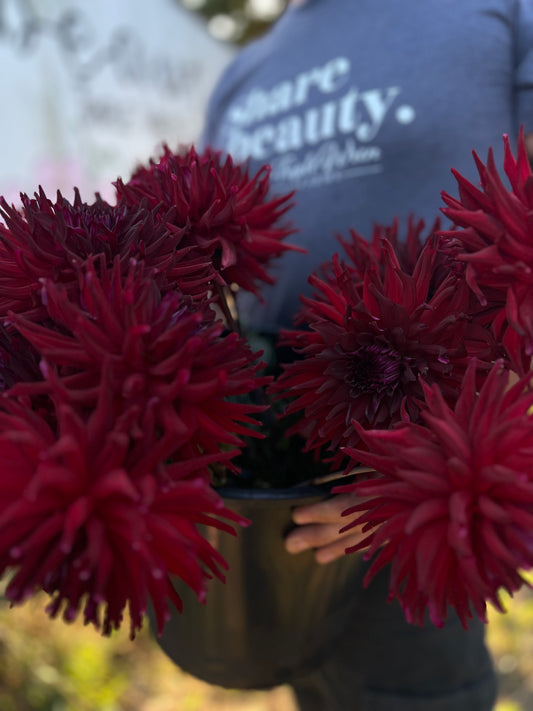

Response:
(284, 493), (368, 565)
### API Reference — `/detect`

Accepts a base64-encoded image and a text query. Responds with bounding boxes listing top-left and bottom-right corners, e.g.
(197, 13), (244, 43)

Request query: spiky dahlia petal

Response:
(337, 215), (442, 279)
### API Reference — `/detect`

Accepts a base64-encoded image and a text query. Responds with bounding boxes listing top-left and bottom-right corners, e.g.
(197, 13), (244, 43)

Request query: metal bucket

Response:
(151, 482), (361, 690)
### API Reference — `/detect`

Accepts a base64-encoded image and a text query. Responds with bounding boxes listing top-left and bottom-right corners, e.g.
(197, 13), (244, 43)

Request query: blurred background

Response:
(0, 576), (532, 711)
(0, 0), (287, 203)
(0, 1), (531, 709)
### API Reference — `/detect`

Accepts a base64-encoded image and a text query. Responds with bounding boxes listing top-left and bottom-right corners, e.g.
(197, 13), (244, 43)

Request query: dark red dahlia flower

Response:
(0, 188), (212, 321)
(115, 145), (300, 297)
(0, 384), (247, 638)
(272, 236), (482, 470)
(9, 258), (269, 474)
(440, 129), (533, 372)
(338, 361), (533, 629)
(338, 214), (441, 280)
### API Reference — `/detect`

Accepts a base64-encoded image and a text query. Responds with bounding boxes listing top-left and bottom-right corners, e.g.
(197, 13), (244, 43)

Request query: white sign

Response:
(0, 0), (235, 202)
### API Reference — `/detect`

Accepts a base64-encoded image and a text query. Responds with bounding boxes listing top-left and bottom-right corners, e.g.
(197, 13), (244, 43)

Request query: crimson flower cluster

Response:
(2, 132), (532, 639)
(273, 132), (533, 629)
(0, 146), (295, 637)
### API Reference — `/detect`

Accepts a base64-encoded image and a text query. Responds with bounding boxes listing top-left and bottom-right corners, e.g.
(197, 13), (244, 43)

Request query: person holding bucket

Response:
(198, 0), (533, 708)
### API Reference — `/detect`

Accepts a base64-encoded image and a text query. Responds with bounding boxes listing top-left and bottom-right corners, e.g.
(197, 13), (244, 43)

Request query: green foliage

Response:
(488, 571), (533, 711)
(179, 0), (287, 45)
(0, 591), (297, 710)
(0, 580), (532, 709)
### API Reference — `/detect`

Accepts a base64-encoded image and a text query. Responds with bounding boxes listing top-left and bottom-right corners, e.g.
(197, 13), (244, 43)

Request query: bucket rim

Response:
(214, 470), (362, 501)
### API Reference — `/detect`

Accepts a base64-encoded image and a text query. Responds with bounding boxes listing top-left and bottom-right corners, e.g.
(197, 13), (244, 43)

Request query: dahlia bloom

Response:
(440, 129), (533, 372)
(273, 234), (484, 470)
(337, 215), (441, 280)
(338, 361), (533, 629)
(8, 258), (269, 472)
(0, 145), (302, 637)
(3, 131), (530, 642)
(0, 381), (247, 638)
(0, 188), (212, 321)
(115, 145), (300, 298)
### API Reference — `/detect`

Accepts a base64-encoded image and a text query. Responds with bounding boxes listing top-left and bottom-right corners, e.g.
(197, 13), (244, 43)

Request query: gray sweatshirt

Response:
(202, 0), (533, 332)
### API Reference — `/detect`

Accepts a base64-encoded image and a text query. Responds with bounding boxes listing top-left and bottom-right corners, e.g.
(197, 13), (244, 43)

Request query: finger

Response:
(285, 517), (363, 554)
(291, 494), (358, 525)
(286, 523), (345, 553)
(314, 531), (369, 565)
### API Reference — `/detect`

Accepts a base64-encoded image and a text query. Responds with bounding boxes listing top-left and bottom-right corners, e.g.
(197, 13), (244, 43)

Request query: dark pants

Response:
(290, 560), (497, 710)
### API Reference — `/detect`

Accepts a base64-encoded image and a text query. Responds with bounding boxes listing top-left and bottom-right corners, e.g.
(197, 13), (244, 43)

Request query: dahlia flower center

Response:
(73, 204), (128, 246)
(348, 344), (402, 393)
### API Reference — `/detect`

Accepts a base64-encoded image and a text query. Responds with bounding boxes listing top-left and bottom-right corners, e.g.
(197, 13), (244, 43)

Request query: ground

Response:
(0, 578), (532, 711)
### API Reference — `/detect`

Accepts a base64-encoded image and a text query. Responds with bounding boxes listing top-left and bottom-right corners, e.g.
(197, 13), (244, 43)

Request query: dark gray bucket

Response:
(152, 482), (362, 690)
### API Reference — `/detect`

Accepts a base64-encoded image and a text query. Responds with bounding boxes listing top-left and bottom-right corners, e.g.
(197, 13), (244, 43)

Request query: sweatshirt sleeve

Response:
(516, 0), (533, 129)
(198, 74), (229, 151)
(198, 32), (275, 152)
